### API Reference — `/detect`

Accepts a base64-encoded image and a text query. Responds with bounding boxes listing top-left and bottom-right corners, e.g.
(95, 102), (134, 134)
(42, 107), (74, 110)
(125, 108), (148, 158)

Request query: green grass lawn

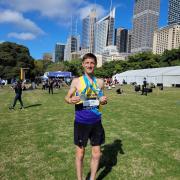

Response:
(0, 85), (180, 180)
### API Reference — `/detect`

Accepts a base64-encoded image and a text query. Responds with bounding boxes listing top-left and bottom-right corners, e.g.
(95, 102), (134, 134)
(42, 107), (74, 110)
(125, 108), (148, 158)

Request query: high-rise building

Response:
(168, 0), (180, 25)
(114, 28), (128, 53)
(102, 45), (128, 63)
(131, 0), (160, 53)
(54, 43), (65, 62)
(127, 30), (132, 53)
(43, 53), (53, 61)
(82, 9), (96, 53)
(95, 8), (115, 54)
(64, 35), (80, 61)
(153, 24), (180, 54)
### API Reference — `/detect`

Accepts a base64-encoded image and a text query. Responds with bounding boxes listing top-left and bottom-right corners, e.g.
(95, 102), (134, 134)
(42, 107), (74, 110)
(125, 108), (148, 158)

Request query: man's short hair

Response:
(82, 53), (97, 65)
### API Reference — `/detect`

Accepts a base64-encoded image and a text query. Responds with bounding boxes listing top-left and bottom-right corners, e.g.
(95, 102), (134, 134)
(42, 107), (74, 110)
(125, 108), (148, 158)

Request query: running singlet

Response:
(75, 75), (103, 124)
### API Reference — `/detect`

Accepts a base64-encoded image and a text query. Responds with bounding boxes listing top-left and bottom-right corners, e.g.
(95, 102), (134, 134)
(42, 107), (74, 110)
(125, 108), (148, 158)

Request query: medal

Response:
(82, 74), (104, 101)
(96, 88), (104, 99)
(80, 94), (86, 101)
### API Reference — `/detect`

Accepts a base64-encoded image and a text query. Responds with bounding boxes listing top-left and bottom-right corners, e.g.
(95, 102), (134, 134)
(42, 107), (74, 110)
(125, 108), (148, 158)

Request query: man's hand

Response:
(99, 96), (107, 105)
(69, 96), (80, 104)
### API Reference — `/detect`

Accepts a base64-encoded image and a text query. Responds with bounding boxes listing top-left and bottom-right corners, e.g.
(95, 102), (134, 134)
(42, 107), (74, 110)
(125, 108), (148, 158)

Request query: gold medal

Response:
(80, 94), (86, 101)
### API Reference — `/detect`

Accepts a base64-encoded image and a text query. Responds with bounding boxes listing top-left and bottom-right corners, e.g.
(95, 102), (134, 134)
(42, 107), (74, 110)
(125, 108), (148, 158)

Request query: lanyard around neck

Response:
(82, 75), (103, 98)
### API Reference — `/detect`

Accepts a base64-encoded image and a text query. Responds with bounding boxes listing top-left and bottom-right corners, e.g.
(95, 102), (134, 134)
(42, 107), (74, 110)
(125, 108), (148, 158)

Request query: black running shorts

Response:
(74, 121), (105, 147)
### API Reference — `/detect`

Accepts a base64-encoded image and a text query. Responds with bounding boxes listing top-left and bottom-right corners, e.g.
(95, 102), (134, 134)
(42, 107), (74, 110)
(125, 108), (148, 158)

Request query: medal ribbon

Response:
(82, 75), (104, 98)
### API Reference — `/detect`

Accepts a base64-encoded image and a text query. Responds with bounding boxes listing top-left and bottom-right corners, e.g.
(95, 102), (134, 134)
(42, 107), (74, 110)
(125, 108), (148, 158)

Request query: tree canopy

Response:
(0, 42), (179, 80)
(0, 42), (35, 79)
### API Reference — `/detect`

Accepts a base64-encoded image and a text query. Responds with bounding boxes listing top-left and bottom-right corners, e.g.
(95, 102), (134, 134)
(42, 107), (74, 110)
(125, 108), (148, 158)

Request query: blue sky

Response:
(0, 0), (169, 60)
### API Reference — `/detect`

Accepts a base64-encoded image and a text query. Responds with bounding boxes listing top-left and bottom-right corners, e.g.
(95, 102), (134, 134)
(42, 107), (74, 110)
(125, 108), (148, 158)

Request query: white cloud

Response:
(0, 0), (85, 18)
(8, 32), (36, 40)
(0, 0), (107, 38)
(0, 0), (107, 22)
(0, 10), (44, 35)
(78, 4), (107, 20)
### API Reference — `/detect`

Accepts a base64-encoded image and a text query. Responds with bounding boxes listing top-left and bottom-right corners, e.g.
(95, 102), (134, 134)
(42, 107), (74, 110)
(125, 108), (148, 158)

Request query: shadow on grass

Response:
(86, 139), (124, 180)
(24, 103), (42, 109)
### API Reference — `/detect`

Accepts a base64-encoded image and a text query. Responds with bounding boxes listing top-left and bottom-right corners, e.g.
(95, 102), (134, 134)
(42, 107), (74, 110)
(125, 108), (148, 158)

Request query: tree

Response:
(0, 42), (35, 80)
(160, 48), (180, 66)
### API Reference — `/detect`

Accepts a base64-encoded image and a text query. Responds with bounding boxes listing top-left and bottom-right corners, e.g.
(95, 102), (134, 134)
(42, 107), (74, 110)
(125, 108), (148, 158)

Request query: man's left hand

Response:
(99, 96), (107, 105)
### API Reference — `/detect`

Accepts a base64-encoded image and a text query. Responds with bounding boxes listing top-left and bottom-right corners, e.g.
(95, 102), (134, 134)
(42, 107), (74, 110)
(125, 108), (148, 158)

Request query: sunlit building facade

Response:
(95, 8), (115, 54)
(131, 0), (160, 53)
(82, 9), (96, 53)
(153, 24), (180, 54)
(64, 35), (80, 61)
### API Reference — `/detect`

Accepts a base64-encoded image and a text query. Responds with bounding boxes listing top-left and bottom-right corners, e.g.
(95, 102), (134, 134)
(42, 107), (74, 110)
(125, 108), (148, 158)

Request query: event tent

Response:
(43, 71), (72, 78)
(113, 66), (180, 87)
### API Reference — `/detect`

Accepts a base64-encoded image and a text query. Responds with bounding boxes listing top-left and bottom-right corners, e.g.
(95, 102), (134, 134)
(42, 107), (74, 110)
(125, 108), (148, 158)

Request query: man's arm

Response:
(97, 78), (107, 105)
(65, 78), (80, 104)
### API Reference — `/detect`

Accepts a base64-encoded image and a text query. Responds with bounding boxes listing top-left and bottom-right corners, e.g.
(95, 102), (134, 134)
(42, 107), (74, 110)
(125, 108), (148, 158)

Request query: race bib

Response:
(83, 99), (99, 107)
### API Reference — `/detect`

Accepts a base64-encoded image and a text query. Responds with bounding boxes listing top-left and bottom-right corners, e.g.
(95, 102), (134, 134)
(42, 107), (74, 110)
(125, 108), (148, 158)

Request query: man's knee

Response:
(76, 147), (85, 160)
(92, 147), (101, 160)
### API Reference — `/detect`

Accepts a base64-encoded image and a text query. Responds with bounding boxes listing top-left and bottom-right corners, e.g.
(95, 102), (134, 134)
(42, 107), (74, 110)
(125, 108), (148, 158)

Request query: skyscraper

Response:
(95, 8), (115, 54)
(54, 43), (65, 62)
(168, 0), (180, 25)
(153, 24), (180, 54)
(82, 9), (96, 53)
(131, 0), (160, 53)
(127, 30), (132, 53)
(114, 28), (128, 53)
(64, 35), (80, 61)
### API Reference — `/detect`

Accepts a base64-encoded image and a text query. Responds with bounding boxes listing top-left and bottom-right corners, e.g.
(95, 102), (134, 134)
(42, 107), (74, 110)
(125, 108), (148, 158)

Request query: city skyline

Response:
(0, 0), (169, 59)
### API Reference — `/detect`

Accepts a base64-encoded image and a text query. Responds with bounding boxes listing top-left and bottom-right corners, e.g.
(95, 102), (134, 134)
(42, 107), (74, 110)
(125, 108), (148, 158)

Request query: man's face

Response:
(82, 58), (96, 74)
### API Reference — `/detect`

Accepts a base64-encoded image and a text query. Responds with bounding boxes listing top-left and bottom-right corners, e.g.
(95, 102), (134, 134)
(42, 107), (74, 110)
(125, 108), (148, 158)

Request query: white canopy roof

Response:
(113, 66), (180, 87)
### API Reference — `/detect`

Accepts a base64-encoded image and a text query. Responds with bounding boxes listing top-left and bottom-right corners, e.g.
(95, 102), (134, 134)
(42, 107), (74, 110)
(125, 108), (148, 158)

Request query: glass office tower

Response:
(168, 0), (180, 25)
(82, 9), (96, 53)
(131, 0), (160, 53)
(95, 8), (115, 54)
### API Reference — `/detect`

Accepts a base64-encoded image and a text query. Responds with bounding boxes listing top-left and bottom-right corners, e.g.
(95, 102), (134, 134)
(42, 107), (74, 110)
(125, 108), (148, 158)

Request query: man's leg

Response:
(12, 95), (18, 108)
(90, 146), (101, 180)
(19, 96), (24, 108)
(75, 146), (85, 180)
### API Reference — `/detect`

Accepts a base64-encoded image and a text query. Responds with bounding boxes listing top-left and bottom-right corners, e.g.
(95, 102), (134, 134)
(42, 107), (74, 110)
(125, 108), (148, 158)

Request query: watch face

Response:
(80, 94), (86, 101)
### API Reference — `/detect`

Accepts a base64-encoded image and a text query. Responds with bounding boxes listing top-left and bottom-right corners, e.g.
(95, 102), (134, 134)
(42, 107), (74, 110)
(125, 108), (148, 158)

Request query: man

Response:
(48, 78), (54, 94)
(9, 80), (24, 109)
(65, 53), (107, 180)
(141, 77), (147, 96)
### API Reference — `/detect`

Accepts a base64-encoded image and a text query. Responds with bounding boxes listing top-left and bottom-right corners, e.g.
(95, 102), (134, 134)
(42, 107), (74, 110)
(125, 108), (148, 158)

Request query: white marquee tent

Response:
(113, 66), (180, 87)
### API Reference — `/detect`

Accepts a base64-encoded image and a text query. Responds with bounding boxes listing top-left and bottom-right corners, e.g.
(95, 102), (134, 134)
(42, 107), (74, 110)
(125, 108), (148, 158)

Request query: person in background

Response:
(48, 78), (54, 94)
(114, 76), (118, 84)
(141, 77), (147, 96)
(9, 80), (24, 110)
(42, 80), (46, 90)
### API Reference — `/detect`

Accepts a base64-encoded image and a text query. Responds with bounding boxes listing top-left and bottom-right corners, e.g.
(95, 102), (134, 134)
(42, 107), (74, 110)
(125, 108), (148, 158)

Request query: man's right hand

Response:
(69, 96), (80, 104)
